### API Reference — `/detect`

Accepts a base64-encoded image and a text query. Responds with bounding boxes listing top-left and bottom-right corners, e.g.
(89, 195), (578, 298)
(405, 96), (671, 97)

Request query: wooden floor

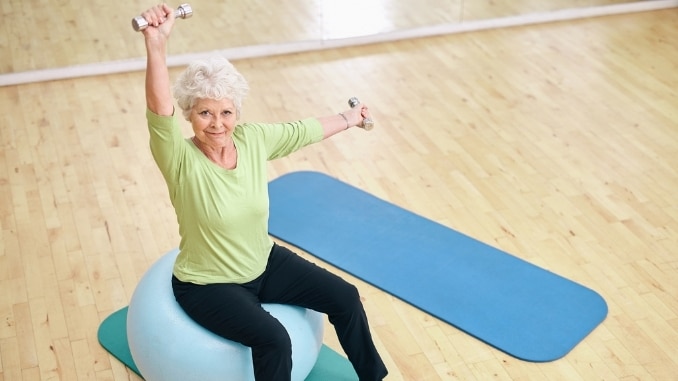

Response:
(1, 6), (678, 381)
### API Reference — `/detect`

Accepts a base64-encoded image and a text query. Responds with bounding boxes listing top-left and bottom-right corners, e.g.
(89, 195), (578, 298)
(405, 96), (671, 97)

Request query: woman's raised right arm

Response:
(140, 4), (176, 116)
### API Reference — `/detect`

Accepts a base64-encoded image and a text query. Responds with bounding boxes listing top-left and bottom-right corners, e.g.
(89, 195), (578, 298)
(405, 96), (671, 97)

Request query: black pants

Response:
(172, 243), (388, 381)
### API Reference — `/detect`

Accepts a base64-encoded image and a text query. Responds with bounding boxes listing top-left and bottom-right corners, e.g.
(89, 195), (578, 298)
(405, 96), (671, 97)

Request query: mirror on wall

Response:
(0, 0), (662, 76)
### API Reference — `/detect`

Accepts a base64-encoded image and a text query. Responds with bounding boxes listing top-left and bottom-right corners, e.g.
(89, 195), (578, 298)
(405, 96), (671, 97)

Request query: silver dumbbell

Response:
(132, 3), (193, 32)
(348, 97), (374, 131)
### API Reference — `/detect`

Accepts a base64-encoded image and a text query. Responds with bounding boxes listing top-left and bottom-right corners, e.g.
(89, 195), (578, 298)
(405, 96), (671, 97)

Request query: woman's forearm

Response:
(145, 40), (173, 116)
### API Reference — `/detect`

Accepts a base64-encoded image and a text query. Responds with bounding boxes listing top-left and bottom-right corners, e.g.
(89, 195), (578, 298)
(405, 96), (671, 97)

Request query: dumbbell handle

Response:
(348, 97), (374, 131)
(132, 3), (193, 32)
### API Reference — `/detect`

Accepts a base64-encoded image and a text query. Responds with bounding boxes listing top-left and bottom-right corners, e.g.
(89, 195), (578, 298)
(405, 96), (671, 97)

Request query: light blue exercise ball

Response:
(127, 248), (324, 381)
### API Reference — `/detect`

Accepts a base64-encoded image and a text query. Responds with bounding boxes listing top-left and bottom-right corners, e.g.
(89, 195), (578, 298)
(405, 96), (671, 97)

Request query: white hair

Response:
(172, 56), (250, 120)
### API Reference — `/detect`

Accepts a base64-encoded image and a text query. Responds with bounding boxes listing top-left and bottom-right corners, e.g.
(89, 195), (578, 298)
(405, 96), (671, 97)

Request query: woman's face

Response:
(189, 97), (237, 148)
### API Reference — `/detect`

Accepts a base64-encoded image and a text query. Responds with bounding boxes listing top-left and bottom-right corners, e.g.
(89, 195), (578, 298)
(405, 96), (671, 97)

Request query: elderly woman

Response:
(139, 4), (388, 381)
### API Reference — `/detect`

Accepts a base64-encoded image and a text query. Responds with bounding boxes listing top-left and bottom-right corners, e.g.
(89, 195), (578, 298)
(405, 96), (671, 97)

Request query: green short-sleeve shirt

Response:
(147, 109), (324, 284)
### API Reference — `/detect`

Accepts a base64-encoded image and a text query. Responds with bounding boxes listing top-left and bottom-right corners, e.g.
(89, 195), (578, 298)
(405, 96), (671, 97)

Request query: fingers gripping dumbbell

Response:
(132, 3), (193, 31)
(348, 97), (374, 130)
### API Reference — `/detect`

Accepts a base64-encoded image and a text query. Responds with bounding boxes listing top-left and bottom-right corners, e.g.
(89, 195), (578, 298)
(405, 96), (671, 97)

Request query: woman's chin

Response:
(205, 134), (227, 144)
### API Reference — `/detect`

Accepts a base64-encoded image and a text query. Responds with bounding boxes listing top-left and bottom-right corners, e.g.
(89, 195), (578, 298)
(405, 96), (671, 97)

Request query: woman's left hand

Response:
(344, 102), (372, 129)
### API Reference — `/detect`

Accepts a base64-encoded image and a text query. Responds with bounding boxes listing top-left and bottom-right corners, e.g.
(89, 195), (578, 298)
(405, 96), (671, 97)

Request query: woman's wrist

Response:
(338, 112), (350, 129)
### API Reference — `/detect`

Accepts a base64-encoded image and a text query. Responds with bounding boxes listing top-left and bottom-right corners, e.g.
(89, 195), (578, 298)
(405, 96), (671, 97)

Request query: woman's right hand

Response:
(140, 3), (176, 43)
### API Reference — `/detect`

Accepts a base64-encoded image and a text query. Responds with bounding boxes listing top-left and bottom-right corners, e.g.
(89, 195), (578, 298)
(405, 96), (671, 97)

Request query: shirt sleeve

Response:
(250, 118), (324, 160)
(147, 108), (187, 188)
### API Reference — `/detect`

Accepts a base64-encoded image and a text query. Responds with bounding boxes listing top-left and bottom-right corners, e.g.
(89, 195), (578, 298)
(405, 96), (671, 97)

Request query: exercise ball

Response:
(127, 248), (324, 381)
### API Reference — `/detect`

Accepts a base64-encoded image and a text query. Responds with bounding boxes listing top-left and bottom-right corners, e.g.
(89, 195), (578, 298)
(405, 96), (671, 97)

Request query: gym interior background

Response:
(0, 0), (677, 380)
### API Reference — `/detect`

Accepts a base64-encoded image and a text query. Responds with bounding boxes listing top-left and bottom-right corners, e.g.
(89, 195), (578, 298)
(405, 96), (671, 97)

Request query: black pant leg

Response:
(172, 276), (292, 381)
(259, 244), (388, 381)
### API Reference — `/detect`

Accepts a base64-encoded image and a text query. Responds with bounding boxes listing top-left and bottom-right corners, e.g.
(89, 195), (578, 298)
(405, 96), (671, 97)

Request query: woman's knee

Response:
(250, 325), (292, 358)
(332, 281), (363, 311)
(248, 319), (292, 355)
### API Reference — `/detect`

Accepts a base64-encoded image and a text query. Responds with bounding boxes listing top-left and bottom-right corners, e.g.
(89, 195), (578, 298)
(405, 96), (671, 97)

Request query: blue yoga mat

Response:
(268, 171), (607, 362)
